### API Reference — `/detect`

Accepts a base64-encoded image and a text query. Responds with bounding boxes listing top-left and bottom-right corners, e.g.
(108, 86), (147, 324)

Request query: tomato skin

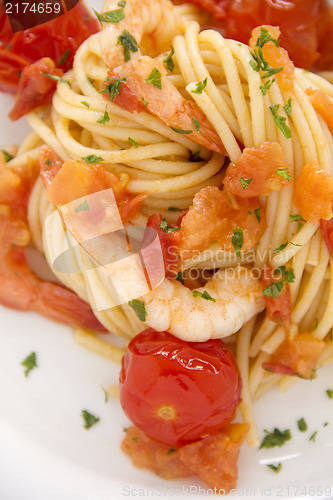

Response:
(119, 328), (242, 447)
(320, 216), (333, 258)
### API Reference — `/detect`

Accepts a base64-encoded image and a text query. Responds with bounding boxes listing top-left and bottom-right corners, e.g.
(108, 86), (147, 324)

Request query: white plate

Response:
(1, 11), (333, 500)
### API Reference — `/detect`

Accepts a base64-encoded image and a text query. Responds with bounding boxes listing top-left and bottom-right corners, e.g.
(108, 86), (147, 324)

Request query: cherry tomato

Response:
(0, 1), (99, 94)
(119, 328), (242, 447)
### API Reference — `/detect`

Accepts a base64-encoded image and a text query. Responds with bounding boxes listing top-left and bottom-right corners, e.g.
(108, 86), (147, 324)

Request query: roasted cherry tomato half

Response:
(119, 328), (242, 447)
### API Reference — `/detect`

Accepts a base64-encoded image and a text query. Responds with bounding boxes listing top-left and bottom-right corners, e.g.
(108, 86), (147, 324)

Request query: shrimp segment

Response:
(141, 266), (265, 342)
(111, 57), (227, 154)
(100, 0), (182, 68)
(99, 0), (226, 154)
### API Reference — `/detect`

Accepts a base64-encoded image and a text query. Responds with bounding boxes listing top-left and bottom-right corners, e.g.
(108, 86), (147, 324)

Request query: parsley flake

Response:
(42, 72), (71, 86)
(191, 77), (208, 94)
(269, 104), (291, 139)
(259, 428), (291, 449)
(128, 299), (147, 321)
(1, 150), (13, 162)
(190, 149), (202, 162)
(297, 418), (308, 432)
(290, 214), (305, 223)
(75, 200), (90, 213)
(239, 177), (253, 190)
(93, 7), (125, 24)
(260, 78), (275, 96)
(192, 290), (216, 302)
(132, 436), (139, 441)
(81, 101), (90, 108)
(274, 241), (288, 252)
(256, 27), (280, 49)
(57, 48), (71, 66)
(168, 448), (177, 455)
(145, 67), (162, 89)
(100, 77), (127, 101)
(101, 386), (109, 403)
(159, 217), (181, 234)
(284, 97), (292, 116)
(117, 30), (139, 62)
(21, 352), (37, 377)
(175, 271), (185, 285)
(192, 117), (201, 132)
(263, 281), (284, 299)
(118, 0), (126, 6)
(81, 410), (100, 429)
(163, 45), (175, 73)
(309, 431), (317, 442)
(326, 389), (333, 399)
(267, 463), (282, 473)
(45, 158), (53, 166)
(141, 96), (149, 106)
(97, 107), (110, 125)
(276, 168), (291, 182)
(82, 154), (104, 164)
(232, 228), (243, 258)
(168, 206), (181, 211)
(170, 126), (192, 134)
(128, 137), (139, 147)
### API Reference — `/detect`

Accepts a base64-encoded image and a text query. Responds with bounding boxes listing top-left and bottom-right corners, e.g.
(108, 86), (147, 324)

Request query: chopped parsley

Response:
(117, 30), (139, 62)
(75, 200), (90, 213)
(239, 177), (253, 190)
(192, 290), (216, 302)
(260, 78), (275, 96)
(191, 77), (208, 94)
(132, 436), (139, 441)
(249, 27), (283, 79)
(168, 206), (181, 211)
(284, 97), (292, 116)
(159, 217), (181, 234)
(1, 150), (14, 162)
(297, 418), (308, 432)
(122, 427), (128, 432)
(128, 299), (147, 321)
(326, 389), (333, 399)
(100, 77), (127, 101)
(175, 271), (185, 285)
(93, 7), (125, 24)
(189, 149), (202, 162)
(81, 101), (90, 108)
(269, 104), (292, 139)
(97, 107), (110, 125)
(57, 48), (71, 66)
(267, 463), (282, 473)
(192, 117), (201, 132)
(309, 431), (317, 442)
(313, 317), (318, 330)
(128, 137), (139, 147)
(263, 281), (284, 299)
(276, 168), (291, 182)
(290, 214), (305, 223)
(168, 448), (177, 455)
(259, 428), (291, 449)
(163, 45), (175, 72)
(101, 386), (109, 403)
(273, 241), (288, 253)
(145, 67), (162, 89)
(82, 154), (104, 164)
(248, 207), (261, 224)
(170, 126), (192, 134)
(81, 410), (100, 429)
(256, 27), (280, 49)
(21, 352), (37, 377)
(231, 227), (244, 258)
(42, 72), (71, 86)
(45, 158), (53, 166)
(118, 0), (126, 6)
(141, 96), (149, 106)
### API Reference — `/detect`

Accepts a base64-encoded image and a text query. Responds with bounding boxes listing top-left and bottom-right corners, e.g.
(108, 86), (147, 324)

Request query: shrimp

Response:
(0, 154), (106, 332)
(99, 0), (226, 154)
(139, 266), (265, 342)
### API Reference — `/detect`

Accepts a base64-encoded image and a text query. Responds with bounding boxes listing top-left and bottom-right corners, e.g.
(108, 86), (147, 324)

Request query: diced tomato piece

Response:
(262, 332), (326, 379)
(293, 161), (333, 225)
(223, 142), (291, 197)
(145, 213), (182, 277)
(46, 159), (147, 224)
(9, 58), (63, 121)
(306, 88), (333, 134)
(320, 216), (333, 257)
(178, 424), (249, 493)
(261, 265), (291, 326)
(121, 426), (194, 479)
(39, 145), (64, 186)
(179, 186), (266, 260)
(249, 25), (295, 92)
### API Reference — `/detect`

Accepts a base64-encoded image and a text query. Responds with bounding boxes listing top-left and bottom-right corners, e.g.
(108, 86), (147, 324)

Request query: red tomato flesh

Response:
(119, 328), (242, 447)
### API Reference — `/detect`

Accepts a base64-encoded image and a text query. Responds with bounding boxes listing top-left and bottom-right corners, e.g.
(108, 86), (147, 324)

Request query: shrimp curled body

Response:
(141, 266), (265, 342)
